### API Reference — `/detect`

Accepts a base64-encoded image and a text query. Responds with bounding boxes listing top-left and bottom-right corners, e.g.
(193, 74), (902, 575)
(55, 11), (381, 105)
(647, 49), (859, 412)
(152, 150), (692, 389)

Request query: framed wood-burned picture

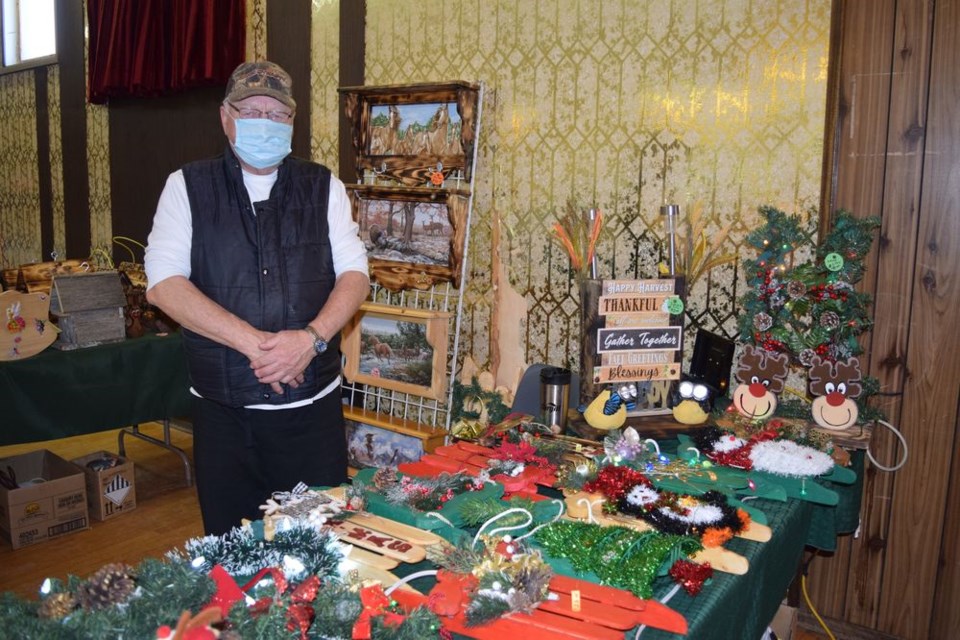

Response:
(342, 302), (451, 400)
(343, 406), (447, 471)
(340, 81), (480, 187)
(347, 185), (469, 291)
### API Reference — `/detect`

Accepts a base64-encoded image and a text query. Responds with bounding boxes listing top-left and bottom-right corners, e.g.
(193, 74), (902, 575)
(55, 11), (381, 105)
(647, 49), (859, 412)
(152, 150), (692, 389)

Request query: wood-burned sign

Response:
(591, 278), (684, 386)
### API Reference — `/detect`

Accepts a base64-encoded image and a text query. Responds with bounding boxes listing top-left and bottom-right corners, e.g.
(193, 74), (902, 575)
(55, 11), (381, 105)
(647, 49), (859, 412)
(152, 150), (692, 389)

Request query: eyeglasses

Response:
(225, 101), (294, 123)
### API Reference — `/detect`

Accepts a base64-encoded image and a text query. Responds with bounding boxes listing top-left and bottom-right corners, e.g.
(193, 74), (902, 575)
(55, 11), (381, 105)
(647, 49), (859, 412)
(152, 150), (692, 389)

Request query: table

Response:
(0, 333), (194, 481)
(385, 465), (861, 640)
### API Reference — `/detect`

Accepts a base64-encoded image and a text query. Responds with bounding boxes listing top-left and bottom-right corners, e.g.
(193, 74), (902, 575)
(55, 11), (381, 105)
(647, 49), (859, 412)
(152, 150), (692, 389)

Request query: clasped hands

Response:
(248, 329), (315, 395)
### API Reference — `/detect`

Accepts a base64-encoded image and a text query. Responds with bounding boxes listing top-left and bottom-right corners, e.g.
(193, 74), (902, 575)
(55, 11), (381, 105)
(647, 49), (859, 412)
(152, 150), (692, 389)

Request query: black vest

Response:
(180, 149), (341, 406)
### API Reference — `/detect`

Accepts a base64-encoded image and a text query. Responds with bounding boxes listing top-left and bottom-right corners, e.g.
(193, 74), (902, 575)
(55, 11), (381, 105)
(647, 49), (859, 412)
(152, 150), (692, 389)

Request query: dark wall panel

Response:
(108, 87), (225, 260)
(34, 67), (53, 260)
(56, 0), (90, 258)
(267, 0), (311, 160)
(339, 0), (365, 183)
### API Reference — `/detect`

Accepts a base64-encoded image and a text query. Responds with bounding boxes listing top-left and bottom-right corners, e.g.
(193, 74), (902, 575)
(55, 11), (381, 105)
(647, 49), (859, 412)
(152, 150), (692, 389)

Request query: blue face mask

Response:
(231, 117), (293, 169)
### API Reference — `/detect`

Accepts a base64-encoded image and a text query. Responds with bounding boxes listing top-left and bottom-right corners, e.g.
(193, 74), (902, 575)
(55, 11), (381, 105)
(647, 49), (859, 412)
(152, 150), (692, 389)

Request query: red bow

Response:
(209, 566), (320, 640)
(352, 584), (405, 639)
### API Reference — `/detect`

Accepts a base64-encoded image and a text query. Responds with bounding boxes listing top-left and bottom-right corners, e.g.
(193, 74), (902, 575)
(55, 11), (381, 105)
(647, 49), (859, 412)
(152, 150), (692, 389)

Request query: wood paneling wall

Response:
(813, 1), (960, 638)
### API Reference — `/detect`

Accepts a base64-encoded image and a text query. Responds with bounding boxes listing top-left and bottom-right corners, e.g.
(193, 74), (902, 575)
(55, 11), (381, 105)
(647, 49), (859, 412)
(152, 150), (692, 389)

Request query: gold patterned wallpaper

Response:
(310, 0), (342, 170)
(0, 71), (41, 268)
(362, 0), (830, 374)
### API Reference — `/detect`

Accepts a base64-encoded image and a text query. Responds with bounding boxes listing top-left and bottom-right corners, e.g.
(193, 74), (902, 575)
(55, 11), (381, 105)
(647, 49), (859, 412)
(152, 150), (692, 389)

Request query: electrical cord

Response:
(866, 419), (908, 472)
(801, 553), (836, 640)
(801, 574), (836, 640)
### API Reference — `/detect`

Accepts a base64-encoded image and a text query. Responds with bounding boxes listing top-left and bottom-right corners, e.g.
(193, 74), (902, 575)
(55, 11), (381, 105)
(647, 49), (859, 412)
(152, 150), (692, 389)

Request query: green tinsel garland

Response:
(533, 520), (702, 599)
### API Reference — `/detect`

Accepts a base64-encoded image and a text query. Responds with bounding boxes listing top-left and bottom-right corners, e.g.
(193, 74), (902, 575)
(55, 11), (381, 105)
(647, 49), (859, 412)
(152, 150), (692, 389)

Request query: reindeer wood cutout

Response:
(808, 356), (862, 430)
(731, 345), (789, 420)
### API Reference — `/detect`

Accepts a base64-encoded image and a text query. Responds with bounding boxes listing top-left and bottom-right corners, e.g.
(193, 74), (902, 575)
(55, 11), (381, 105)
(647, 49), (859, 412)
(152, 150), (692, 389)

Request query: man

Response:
(145, 61), (369, 535)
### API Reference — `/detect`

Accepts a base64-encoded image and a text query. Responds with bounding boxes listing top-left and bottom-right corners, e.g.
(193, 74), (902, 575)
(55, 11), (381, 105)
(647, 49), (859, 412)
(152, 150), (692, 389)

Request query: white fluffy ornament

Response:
(749, 440), (834, 477)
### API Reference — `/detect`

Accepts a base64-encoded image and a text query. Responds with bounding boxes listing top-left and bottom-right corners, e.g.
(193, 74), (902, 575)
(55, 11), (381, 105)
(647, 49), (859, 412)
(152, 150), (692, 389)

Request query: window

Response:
(2, 0), (56, 69)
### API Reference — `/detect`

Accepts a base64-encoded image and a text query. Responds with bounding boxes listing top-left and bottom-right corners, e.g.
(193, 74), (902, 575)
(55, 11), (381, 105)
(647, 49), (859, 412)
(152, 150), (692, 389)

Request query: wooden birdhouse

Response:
(49, 271), (127, 349)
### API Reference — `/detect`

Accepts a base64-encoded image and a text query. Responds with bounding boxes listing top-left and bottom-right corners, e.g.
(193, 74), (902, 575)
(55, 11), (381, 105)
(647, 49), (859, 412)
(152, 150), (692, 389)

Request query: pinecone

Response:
(753, 312), (773, 332)
(37, 592), (78, 619)
(820, 311), (840, 330)
(372, 466), (398, 490)
(787, 280), (807, 299)
(77, 563), (137, 611)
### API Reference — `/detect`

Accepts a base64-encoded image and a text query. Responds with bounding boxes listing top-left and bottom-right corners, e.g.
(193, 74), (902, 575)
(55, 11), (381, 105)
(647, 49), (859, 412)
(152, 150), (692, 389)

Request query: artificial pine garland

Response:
(0, 558), (216, 639)
(455, 495), (538, 528)
(0, 526), (445, 639)
(172, 521), (343, 581)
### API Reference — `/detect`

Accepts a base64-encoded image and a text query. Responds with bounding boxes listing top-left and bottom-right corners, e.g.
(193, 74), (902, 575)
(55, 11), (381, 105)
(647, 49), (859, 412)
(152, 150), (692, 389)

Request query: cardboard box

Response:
(769, 603), (797, 640)
(0, 450), (89, 549)
(71, 451), (136, 521)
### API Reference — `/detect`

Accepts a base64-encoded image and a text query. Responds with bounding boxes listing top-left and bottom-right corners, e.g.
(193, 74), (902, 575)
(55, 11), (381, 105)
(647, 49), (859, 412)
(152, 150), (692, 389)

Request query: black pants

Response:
(191, 390), (348, 535)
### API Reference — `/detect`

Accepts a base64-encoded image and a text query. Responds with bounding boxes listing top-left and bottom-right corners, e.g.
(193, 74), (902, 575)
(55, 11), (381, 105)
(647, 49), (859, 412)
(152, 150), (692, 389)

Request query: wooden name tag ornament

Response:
(808, 355), (862, 430)
(1, 290), (57, 360)
(731, 344), (789, 420)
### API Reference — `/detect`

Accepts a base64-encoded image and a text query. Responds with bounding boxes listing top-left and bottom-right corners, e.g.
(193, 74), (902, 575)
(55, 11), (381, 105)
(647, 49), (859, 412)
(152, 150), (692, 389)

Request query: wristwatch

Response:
(303, 325), (328, 355)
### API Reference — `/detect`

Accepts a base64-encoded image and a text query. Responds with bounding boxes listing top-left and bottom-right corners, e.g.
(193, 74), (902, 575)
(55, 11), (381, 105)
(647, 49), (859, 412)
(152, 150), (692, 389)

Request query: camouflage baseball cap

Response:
(224, 61), (296, 110)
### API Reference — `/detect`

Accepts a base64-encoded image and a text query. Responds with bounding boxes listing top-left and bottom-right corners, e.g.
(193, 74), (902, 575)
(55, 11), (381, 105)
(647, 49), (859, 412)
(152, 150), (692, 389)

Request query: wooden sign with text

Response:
(590, 278), (684, 394)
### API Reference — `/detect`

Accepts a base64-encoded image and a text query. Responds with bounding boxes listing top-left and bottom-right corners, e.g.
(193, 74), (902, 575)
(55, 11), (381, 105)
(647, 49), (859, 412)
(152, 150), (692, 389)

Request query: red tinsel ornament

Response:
(583, 465), (651, 502)
(669, 560), (713, 596)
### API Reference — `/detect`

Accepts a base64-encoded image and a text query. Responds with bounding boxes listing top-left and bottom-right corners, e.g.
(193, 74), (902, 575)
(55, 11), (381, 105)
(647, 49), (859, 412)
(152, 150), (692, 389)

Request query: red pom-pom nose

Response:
(749, 383), (766, 398)
(826, 391), (845, 406)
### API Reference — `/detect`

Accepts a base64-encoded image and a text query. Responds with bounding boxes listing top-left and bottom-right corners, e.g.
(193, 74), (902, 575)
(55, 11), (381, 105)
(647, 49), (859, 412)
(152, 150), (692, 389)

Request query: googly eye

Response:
(837, 382), (847, 395)
(825, 382), (836, 394)
(679, 381), (694, 398)
(692, 384), (709, 401)
(750, 375), (760, 384)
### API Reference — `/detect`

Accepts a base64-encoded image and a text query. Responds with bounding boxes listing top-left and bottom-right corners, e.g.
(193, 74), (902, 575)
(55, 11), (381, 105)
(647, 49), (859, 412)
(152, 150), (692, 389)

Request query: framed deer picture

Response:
(346, 185), (469, 291)
(339, 81), (480, 188)
(341, 302), (452, 400)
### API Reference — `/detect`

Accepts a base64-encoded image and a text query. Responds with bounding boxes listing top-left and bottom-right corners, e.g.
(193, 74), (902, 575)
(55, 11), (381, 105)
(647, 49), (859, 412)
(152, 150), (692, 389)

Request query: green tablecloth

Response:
(0, 333), (192, 445)
(806, 450), (864, 551)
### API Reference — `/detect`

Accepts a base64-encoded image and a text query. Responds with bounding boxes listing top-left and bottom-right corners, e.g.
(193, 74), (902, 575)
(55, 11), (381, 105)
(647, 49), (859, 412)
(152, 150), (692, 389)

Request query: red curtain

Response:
(87, 0), (245, 104)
